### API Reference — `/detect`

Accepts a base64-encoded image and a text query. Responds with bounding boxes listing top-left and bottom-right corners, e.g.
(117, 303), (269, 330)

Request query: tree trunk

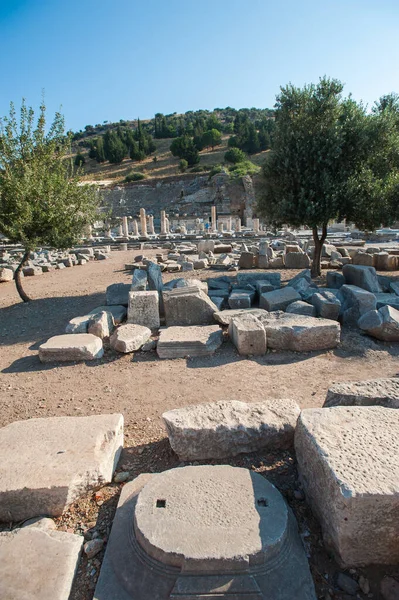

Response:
(311, 224), (328, 278)
(14, 249), (32, 303)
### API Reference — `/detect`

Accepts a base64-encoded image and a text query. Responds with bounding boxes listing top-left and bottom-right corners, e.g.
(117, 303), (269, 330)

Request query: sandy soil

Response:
(0, 250), (398, 599)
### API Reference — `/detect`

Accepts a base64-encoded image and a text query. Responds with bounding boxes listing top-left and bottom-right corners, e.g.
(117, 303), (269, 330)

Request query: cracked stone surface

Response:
(324, 378), (399, 408)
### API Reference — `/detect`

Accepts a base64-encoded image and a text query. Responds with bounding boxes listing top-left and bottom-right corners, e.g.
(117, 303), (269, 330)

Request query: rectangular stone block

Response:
(259, 286), (300, 311)
(228, 315), (266, 355)
(295, 407), (399, 566)
(128, 290), (160, 329)
(39, 334), (103, 362)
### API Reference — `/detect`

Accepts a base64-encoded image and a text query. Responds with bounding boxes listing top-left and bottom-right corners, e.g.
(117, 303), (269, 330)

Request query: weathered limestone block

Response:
(237, 272), (281, 287)
(163, 399), (301, 460)
(213, 308), (269, 326)
(94, 466), (316, 600)
(286, 301), (316, 317)
(0, 267), (13, 282)
(39, 334), (103, 362)
(324, 378), (399, 408)
(295, 407), (399, 566)
(110, 324), (151, 353)
(157, 325), (223, 359)
(0, 526), (83, 600)
(23, 266), (42, 276)
(326, 271), (345, 289)
(257, 312), (340, 351)
(259, 286), (301, 311)
(88, 310), (115, 339)
(311, 291), (341, 320)
(228, 291), (252, 309)
(285, 252), (310, 269)
(337, 284), (377, 325)
(360, 304), (399, 341)
(0, 414), (123, 521)
(106, 283), (131, 306)
(163, 286), (218, 326)
(66, 305), (126, 333)
(238, 251), (255, 269)
(269, 256), (285, 268)
(131, 269), (148, 291)
(228, 314), (266, 355)
(128, 290), (160, 329)
(342, 264), (381, 293)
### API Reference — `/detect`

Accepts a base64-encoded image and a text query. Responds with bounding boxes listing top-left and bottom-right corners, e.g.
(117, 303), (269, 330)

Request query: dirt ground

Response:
(0, 249), (398, 599)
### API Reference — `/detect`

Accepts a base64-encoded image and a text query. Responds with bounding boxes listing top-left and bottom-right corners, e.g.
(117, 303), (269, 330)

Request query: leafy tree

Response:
(95, 136), (106, 162)
(206, 113), (222, 131)
(258, 77), (374, 276)
(170, 136), (199, 166)
(88, 140), (97, 159)
(201, 128), (222, 150)
(225, 147), (245, 164)
(0, 99), (98, 301)
(103, 130), (126, 163)
(74, 152), (85, 167)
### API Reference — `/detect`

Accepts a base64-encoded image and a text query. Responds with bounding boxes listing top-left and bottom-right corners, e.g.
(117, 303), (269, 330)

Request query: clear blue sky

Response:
(1, 0), (399, 132)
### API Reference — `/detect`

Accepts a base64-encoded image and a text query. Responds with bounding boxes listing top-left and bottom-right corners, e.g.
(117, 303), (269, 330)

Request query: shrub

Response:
(208, 164), (228, 179)
(224, 148), (246, 164)
(228, 160), (260, 177)
(179, 159), (188, 173)
(74, 153), (85, 167)
(125, 171), (146, 182)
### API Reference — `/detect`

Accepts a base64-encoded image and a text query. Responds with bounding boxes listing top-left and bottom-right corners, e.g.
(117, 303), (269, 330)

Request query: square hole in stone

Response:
(156, 499), (166, 508)
(257, 498), (268, 507)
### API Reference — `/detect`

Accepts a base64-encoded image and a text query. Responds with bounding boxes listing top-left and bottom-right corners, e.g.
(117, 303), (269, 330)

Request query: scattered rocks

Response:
(359, 304), (399, 341)
(84, 538), (105, 559)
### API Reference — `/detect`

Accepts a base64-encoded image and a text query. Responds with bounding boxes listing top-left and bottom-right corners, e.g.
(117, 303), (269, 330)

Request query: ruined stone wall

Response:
(100, 173), (256, 223)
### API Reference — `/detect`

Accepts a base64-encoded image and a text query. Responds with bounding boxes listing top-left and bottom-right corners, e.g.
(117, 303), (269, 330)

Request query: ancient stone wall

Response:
(100, 173), (256, 223)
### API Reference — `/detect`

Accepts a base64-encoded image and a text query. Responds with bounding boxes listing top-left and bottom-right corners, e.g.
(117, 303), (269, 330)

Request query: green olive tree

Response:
(0, 99), (99, 301)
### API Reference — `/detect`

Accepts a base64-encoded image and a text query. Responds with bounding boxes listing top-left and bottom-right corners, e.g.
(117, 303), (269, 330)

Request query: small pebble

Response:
(114, 471), (130, 483)
(336, 572), (359, 596)
(84, 538), (104, 559)
(359, 575), (370, 594)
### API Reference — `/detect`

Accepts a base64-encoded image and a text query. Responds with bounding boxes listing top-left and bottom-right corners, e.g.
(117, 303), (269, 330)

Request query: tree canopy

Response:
(257, 77), (399, 276)
(0, 99), (99, 301)
(170, 135), (200, 166)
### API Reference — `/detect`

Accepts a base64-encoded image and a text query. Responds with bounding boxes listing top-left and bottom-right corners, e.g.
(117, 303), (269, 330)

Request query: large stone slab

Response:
(163, 399), (300, 460)
(94, 466), (316, 600)
(213, 308), (269, 326)
(284, 251), (310, 269)
(39, 334), (103, 362)
(110, 324), (151, 353)
(228, 314), (267, 355)
(106, 283), (132, 306)
(337, 284), (376, 325)
(0, 414), (123, 522)
(358, 304), (399, 341)
(311, 291), (341, 320)
(259, 287), (301, 311)
(257, 312), (340, 352)
(295, 407), (399, 566)
(127, 290), (160, 329)
(342, 264), (382, 293)
(66, 305), (126, 333)
(237, 271), (281, 287)
(324, 378), (399, 408)
(163, 286), (218, 326)
(157, 325), (223, 359)
(0, 525), (83, 600)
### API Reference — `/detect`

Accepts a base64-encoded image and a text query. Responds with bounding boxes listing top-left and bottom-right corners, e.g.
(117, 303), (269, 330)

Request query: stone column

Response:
(122, 216), (129, 238)
(253, 218), (260, 234)
(235, 218), (241, 233)
(211, 206), (217, 233)
(140, 208), (147, 237)
(148, 215), (155, 235)
(160, 211), (167, 234)
(227, 217), (232, 232)
(132, 220), (139, 236)
(165, 217), (170, 234)
(218, 222), (224, 233)
(86, 224), (93, 240)
(118, 222), (123, 237)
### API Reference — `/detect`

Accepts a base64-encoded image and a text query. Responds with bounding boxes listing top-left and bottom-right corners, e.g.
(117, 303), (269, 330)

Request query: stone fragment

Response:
(342, 264), (381, 293)
(23, 266), (42, 276)
(324, 378), (399, 408)
(311, 291), (341, 320)
(228, 291), (252, 309)
(352, 251), (374, 267)
(106, 283), (131, 306)
(128, 290), (160, 329)
(0, 267), (13, 282)
(269, 256), (285, 268)
(94, 466), (316, 600)
(209, 296), (224, 310)
(260, 286), (301, 311)
(213, 308), (269, 326)
(0, 527), (83, 600)
(258, 312), (340, 351)
(295, 406), (399, 566)
(88, 310), (115, 339)
(361, 304), (399, 341)
(337, 284), (377, 325)
(84, 538), (104, 558)
(163, 399), (301, 460)
(0, 414), (123, 521)
(238, 251), (255, 269)
(39, 334), (103, 362)
(157, 325), (223, 359)
(357, 309), (382, 331)
(285, 252), (310, 269)
(163, 286), (218, 326)
(287, 269), (312, 285)
(110, 324), (151, 353)
(131, 269), (148, 291)
(237, 272), (281, 287)
(390, 281), (399, 296)
(336, 573), (359, 595)
(374, 292), (399, 310)
(286, 301), (316, 317)
(257, 254), (269, 268)
(326, 271), (345, 289)
(228, 314), (267, 355)
(255, 280), (275, 294)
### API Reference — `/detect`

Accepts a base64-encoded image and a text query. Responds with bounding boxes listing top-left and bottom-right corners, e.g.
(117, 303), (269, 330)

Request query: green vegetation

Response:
(170, 135), (199, 166)
(124, 171), (146, 182)
(224, 147), (246, 164)
(179, 159), (188, 173)
(257, 77), (399, 276)
(228, 160), (260, 177)
(0, 99), (98, 301)
(74, 152), (85, 167)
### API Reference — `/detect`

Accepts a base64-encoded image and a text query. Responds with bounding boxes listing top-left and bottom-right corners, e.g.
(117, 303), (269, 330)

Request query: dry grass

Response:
(78, 135), (270, 185)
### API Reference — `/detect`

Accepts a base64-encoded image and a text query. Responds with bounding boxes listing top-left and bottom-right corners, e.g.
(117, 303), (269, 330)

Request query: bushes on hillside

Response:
(224, 147), (245, 164)
(125, 171), (146, 182)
